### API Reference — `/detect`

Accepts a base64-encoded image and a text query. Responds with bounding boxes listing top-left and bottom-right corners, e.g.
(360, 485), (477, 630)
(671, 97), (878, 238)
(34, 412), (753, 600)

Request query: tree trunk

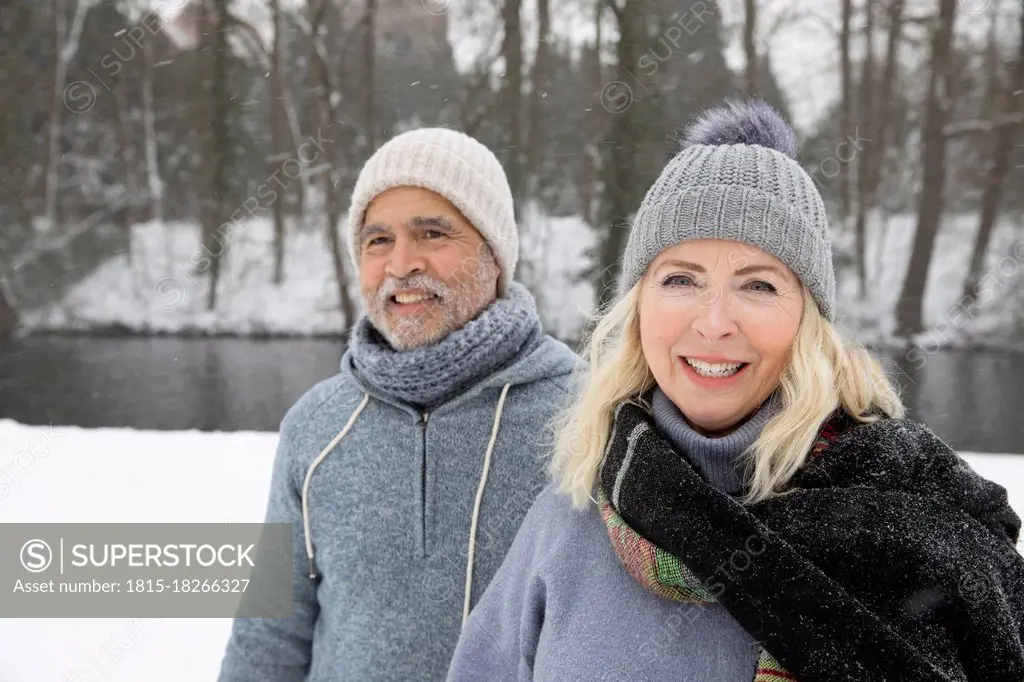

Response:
(45, 0), (92, 232)
(142, 27), (163, 224)
(270, 0), (286, 284)
(853, 0), (875, 299)
(0, 264), (17, 336)
(743, 0), (758, 96)
(864, 0), (905, 281)
(500, 0), (524, 208)
(0, 5), (33, 238)
(526, 0), (550, 201)
(309, 0), (356, 329)
(578, 2), (604, 227)
(894, 0), (958, 337)
(113, 74), (136, 265)
(961, 1), (1022, 301)
(45, 0), (67, 233)
(282, 80), (306, 220)
(839, 0), (854, 225)
(363, 0), (377, 151)
(201, 0), (235, 311)
(596, 0), (653, 307)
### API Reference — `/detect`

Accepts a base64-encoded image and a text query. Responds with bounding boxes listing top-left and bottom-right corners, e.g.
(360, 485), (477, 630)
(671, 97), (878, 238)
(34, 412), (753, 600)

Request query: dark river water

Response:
(0, 335), (1021, 454)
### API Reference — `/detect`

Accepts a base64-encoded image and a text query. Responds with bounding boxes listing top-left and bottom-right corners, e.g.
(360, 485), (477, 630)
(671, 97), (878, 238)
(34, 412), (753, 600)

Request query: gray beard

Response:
(363, 257), (500, 351)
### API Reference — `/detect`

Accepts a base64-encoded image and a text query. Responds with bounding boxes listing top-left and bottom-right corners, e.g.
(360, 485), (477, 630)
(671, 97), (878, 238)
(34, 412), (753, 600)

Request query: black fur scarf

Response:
(601, 400), (1024, 681)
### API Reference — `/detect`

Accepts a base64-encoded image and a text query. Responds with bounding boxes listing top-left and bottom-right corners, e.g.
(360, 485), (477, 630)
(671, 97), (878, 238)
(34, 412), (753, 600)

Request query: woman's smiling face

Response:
(638, 238), (805, 436)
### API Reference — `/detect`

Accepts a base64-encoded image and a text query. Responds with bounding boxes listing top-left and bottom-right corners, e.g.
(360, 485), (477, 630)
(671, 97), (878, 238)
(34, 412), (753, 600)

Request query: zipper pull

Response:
(421, 411), (430, 425)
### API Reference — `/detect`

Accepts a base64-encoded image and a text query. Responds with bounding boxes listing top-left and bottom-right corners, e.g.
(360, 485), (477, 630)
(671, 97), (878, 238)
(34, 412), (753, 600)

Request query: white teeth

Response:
(685, 358), (744, 378)
(393, 293), (435, 304)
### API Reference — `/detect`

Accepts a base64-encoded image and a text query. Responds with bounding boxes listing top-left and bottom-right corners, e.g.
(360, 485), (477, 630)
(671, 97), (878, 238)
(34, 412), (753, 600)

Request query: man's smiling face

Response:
(358, 186), (501, 350)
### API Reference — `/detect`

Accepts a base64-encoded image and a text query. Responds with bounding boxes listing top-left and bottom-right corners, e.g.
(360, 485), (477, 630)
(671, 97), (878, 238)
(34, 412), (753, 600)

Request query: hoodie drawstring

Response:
(298, 383), (513, 627)
(302, 392), (370, 579)
(462, 382), (512, 627)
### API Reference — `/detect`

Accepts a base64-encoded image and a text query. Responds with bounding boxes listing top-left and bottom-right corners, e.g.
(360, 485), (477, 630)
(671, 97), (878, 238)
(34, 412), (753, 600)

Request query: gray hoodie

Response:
(217, 334), (582, 682)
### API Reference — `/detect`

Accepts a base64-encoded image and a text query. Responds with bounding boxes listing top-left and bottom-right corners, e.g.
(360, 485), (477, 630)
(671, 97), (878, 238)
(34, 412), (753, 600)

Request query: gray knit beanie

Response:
(618, 100), (836, 321)
(346, 127), (518, 296)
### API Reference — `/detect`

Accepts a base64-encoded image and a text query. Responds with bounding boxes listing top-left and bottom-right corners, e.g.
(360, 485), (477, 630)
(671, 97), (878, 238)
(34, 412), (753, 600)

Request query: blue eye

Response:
(746, 280), (778, 294)
(661, 274), (694, 287)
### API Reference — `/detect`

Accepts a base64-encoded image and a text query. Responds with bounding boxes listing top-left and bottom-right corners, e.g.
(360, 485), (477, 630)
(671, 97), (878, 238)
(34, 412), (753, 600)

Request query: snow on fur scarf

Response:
(600, 399), (1024, 681)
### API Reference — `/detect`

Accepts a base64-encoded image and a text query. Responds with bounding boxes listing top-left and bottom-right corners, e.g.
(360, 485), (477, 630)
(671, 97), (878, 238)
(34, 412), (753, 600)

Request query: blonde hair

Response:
(551, 284), (905, 508)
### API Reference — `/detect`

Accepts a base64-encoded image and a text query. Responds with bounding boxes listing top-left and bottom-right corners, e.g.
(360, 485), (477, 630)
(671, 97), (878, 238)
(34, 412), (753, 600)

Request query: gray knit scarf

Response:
(348, 281), (543, 409)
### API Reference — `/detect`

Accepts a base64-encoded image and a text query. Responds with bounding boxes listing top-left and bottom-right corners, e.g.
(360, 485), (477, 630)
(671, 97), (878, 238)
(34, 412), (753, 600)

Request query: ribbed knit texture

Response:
(618, 142), (836, 321)
(346, 128), (519, 295)
(651, 387), (782, 495)
(348, 281), (543, 408)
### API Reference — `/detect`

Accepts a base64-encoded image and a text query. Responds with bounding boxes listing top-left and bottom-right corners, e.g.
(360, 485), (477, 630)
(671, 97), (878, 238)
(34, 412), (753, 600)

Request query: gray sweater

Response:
(446, 390), (780, 681)
(217, 334), (582, 682)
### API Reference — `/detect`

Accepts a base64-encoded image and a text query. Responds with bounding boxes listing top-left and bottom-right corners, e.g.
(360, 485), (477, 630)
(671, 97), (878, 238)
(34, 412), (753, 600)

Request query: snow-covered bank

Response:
(0, 420), (1021, 681)
(20, 210), (1024, 351)
(20, 206), (597, 342)
(833, 212), (1023, 352)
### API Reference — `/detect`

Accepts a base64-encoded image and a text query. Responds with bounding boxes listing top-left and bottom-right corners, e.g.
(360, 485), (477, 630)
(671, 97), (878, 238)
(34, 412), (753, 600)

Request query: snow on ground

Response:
(21, 205), (598, 341)
(834, 211), (1023, 350)
(22, 217), (349, 337)
(0, 420), (1021, 681)
(517, 202), (596, 341)
(0, 421), (276, 682)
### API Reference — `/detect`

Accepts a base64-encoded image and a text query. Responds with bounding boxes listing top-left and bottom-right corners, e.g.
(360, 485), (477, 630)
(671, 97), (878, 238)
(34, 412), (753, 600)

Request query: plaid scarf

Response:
(598, 403), (853, 682)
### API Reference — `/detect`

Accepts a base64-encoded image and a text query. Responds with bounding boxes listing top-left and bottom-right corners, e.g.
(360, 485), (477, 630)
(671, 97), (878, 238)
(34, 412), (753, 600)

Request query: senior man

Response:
(218, 127), (581, 682)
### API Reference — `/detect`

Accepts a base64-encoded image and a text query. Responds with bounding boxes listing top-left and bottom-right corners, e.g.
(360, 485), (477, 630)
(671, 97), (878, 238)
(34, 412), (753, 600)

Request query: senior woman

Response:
(446, 100), (1024, 681)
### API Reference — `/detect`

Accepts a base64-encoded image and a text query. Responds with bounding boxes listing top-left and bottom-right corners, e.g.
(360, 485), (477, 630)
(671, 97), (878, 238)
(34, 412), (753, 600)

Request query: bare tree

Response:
(895, 0), (958, 336)
(743, 0), (758, 96)
(526, 0), (550, 199)
(500, 0), (524, 206)
(596, 0), (654, 308)
(142, 17), (163, 224)
(308, 0), (356, 329)
(196, 0), (236, 311)
(962, 1), (1023, 300)
(578, 0), (605, 227)
(229, 5), (306, 228)
(866, 0), (905, 271)
(451, 5), (503, 135)
(45, 0), (93, 232)
(112, 70), (137, 265)
(363, 0), (377, 152)
(0, 272), (16, 335)
(853, 0), (875, 298)
(270, 0), (287, 284)
(839, 0), (854, 225)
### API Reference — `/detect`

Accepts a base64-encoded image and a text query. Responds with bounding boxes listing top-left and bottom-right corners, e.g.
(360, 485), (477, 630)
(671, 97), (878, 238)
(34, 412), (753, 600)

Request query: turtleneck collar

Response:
(650, 387), (782, 494)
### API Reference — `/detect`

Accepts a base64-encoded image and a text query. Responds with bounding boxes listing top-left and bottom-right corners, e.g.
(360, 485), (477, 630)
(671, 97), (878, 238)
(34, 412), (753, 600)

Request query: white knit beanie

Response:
(345, 128), (519, 296)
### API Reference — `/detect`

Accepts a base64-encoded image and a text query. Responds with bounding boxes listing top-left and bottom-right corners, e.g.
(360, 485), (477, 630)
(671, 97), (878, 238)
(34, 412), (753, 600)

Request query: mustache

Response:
(376, 275), (451, 302)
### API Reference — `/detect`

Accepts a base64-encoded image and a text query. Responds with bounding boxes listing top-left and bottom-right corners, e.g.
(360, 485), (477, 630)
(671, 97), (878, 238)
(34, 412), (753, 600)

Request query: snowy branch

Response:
(603, 0), (623, 25)
(226, 13), (270, 61)
(944, 113), (1024, 138)
(11, 201), (126, 273)
(60, 0), (95, 65)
